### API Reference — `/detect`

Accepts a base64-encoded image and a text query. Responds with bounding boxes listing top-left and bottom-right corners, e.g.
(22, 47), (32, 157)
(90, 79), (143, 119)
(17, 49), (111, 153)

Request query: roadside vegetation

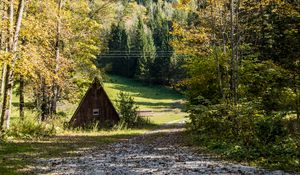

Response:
(173, 0), (299, 172)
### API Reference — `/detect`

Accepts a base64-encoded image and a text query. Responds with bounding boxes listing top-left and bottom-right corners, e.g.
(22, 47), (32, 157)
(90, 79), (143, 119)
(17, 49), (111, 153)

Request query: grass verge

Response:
(0, 129), (151, 175)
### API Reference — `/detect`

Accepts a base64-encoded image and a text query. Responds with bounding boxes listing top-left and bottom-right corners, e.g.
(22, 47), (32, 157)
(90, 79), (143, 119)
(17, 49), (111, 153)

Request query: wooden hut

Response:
(69, 78), (120, 128)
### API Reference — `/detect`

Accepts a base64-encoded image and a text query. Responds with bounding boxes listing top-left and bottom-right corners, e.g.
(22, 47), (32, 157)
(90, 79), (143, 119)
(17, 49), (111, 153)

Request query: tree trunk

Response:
(1, 0), (14, 130)
(210, 0), (224, 100)
(0, 1), (8, 130)
(12, 0), (25, 54)
(296, 88), (299, 120)
(295, 74), (300, 120)
(41, 78), (47, 121)
(235, 0), (240, 104)
(51, 0), (63, 115)
(230, 0), (238, 105)
(1, 0), (26, 130)
(0, 65), (9, 130)
(0, 64), (7, 100)
(5, 71), (13, 128)
(220, 5), (228, 101)
(0, 0), (6, 51)
(40, 77), (51, 121)
(19, 75), (24, 120)
(8, 0), (13, 51)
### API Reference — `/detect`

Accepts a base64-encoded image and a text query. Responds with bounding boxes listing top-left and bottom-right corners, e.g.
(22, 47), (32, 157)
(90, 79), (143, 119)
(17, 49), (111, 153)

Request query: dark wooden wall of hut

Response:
(69, 81), (120, 128)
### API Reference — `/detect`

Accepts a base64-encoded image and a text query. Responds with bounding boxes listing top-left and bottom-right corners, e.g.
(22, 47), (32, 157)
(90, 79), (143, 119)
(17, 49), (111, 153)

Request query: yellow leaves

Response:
(16, 41), (74, 90)
(171, 22), (210, 57)
(178, 0), (192, 5)
(0, 51), (12, 65)
(67, 0), (90, 14)
(174, 0), (192, 6)
(172, 0), (195, 11)
(16, 43), (48, 79)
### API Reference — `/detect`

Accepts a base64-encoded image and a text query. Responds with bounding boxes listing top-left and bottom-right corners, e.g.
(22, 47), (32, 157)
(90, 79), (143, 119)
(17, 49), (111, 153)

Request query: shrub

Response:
(255, 116), (287, 145)
(6, 117), (57, 139)
(115, 92), (147, 129)
(187, 99), (299, 170)
(187, 100), (289, 144)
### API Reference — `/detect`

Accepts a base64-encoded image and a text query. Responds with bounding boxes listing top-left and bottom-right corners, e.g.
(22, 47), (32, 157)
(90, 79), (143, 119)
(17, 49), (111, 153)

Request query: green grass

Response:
(104, 75), (184, 110)
(103, 75), (188, 124)
(146, 112), (188, 124)
(1, 75), (187, 174)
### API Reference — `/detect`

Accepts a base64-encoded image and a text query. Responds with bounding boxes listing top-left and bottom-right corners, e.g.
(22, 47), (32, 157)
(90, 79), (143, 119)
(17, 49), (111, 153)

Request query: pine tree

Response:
(106, 23), (131, 77)
(150, 4), (174, 84)
(133, 16), (149, 80)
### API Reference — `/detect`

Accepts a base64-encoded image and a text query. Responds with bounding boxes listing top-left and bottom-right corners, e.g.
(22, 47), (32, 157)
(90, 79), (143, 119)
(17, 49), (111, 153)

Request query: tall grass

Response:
(4, 110), (67, 139)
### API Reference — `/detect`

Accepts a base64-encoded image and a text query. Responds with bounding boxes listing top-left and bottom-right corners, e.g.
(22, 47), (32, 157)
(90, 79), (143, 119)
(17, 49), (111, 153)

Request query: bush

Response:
(115, 92), (147, 129)
(5, 117), (57, 139)
(255, 116), (287, 145)
(187, 100), (299, 171)
(187, 100), (290, 145)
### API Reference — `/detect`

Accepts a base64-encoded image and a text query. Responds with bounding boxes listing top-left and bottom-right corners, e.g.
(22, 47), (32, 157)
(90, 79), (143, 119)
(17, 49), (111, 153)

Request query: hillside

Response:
(103, 75), (187, 124)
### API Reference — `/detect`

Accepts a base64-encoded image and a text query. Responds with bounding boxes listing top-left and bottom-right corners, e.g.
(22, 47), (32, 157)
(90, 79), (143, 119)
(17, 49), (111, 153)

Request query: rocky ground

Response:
(35, 124), (293, 175)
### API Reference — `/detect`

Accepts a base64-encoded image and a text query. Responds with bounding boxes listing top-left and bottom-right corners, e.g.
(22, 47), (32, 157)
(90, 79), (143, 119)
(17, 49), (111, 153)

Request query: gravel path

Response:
(36, 124), (293, 175)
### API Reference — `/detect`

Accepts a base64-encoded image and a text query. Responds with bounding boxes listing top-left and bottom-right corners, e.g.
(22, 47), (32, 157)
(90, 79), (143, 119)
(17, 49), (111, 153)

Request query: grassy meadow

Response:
(103, 75), (187, 124)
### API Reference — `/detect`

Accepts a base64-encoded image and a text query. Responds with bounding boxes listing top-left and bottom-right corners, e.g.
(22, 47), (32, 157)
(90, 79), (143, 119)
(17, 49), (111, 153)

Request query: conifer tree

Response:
(133, 16), (149, 80)
(106, 23), (131, 77)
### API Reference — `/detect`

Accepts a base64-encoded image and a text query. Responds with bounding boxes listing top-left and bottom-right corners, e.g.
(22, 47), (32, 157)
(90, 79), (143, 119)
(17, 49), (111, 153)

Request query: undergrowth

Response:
(2, 114), (64, 140)
(186, 100), (300, 172)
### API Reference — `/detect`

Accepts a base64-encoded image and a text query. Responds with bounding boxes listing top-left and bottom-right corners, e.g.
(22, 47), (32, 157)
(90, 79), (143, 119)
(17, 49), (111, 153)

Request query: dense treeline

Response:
(173, 0), (299, 170)
(98, 0), (185, 85)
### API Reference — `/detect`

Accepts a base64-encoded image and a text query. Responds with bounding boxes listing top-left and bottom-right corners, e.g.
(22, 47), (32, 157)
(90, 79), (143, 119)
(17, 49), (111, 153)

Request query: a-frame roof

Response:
(69, 78), (119, 128)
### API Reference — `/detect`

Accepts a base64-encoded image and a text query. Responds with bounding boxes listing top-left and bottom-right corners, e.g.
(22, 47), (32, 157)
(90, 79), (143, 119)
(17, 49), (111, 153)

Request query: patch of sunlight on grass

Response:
(103, 75), (184, 110)
(146, 112), (189, 124)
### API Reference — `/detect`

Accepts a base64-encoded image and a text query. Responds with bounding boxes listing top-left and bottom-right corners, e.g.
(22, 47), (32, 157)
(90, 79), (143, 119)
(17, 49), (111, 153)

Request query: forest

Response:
(0, 0), (299, 174)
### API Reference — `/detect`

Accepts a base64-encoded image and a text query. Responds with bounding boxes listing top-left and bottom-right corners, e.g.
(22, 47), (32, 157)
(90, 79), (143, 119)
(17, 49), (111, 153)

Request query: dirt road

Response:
(36, 124), (291, 175)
